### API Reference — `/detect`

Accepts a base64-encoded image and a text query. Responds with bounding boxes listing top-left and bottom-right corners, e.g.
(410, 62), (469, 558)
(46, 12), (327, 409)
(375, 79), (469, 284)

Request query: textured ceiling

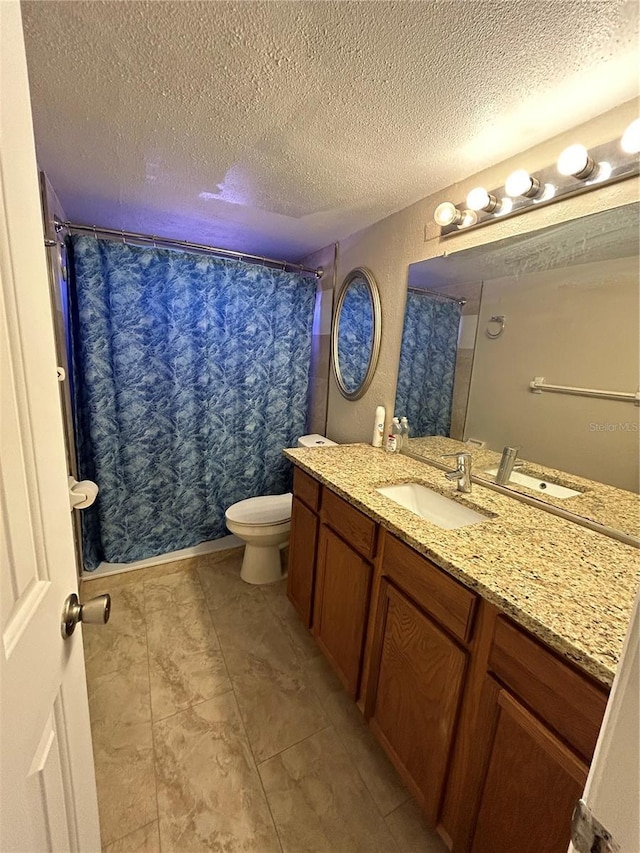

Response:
(21, 0), (639, 261)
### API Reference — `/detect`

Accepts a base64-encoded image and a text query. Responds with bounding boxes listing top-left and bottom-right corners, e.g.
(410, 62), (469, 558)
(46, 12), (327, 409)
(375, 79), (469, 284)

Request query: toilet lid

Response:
(225, 492), (293, 525)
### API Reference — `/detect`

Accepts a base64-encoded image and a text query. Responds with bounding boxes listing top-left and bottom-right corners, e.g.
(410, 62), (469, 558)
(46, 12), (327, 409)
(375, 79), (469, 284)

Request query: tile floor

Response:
(81, 547), (447, 852)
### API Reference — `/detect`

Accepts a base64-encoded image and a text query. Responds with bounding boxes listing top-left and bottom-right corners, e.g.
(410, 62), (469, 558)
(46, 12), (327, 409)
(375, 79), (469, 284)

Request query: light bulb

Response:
(534, 183), (556, 203)
(494, 197), (513, 217)
(433, 202), (462, 227)
(621, 119), (640, 154)
(557, 144), (596, 179)
(457, 209), (478, 229)
(591, 161), (613, 183)
(505, 169), (541, 198)
(466, 187), (499, 212)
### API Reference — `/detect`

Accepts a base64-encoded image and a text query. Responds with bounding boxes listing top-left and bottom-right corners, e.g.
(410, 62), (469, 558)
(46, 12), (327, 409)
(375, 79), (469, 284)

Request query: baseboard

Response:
(81, 534), (243, 579)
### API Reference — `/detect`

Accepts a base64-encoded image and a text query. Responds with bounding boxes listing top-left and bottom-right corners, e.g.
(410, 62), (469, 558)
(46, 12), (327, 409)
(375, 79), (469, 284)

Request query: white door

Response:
(569, 587), (640, 853)
(0, 3), (101, 851)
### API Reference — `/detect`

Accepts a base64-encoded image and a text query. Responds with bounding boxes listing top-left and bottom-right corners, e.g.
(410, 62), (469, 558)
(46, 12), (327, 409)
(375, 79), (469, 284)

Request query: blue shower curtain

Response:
(70, 236), (317, 570)
(395, 291), (461, 436)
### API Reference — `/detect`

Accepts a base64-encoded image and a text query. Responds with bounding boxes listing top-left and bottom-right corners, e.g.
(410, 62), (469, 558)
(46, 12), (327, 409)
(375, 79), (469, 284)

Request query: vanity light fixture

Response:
(433, 126), (639, 237)
(458, 209), (478, 228)
(466, 186), (500, 213)
(535, 183), (557, 203)
(591, 161), (613, 183)
(433, 202), (478, 229)
(557, 144), (597, 179)
(434, 202), (463, 227)
(505, 169), (541, 199)
(621, 118), (640, 154)
(494, 197), (513, 217)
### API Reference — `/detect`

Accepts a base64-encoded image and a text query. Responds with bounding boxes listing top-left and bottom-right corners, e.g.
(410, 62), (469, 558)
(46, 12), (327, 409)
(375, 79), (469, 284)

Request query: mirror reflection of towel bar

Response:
(530, 376), (640, 405)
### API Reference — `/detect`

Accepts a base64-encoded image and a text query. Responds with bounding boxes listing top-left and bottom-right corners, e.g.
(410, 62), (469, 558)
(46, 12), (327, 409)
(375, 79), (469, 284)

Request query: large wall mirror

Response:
(395, 202), (639, 535)
(332, 267), (382, 400)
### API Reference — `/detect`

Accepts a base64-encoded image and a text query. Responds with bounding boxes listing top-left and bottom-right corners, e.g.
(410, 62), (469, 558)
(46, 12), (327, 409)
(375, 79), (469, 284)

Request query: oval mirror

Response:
(332, 267), (382, 400)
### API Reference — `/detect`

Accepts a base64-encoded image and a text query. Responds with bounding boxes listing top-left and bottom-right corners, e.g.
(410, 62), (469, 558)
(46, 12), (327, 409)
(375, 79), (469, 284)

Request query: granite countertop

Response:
(406, 436), (640, 539)
(284, 443), (640, 687)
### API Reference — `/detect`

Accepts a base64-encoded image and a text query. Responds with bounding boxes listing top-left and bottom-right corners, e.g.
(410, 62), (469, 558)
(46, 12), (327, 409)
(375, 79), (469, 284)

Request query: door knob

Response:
(61, 592), (111, 639)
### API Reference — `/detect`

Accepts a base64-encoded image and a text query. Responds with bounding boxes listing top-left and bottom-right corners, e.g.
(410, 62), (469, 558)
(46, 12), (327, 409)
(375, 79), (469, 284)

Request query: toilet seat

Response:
(225, 493), (292, 526)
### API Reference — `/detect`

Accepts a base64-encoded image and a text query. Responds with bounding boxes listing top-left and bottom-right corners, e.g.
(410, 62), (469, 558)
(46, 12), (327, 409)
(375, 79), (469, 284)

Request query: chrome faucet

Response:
(495, 446), (520, 485)
(442, 452), (472, 493)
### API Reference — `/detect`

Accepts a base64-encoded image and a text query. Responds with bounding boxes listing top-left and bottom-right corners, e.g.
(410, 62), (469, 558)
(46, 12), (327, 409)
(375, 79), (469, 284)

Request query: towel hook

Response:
(486, 315), (505, 339)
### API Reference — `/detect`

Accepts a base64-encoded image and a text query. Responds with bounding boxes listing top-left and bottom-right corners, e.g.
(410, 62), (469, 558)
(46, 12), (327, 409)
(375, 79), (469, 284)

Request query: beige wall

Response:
(465, 255), (639, 491)
(305, 99), (639, 450)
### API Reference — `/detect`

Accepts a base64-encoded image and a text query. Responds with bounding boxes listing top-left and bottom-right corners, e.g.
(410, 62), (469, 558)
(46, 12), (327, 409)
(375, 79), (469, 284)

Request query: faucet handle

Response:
(441, 451), (472, 459)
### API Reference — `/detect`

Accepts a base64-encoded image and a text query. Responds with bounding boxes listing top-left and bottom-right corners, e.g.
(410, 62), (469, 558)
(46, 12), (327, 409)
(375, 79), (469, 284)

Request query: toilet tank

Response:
(297, 434), (337, 448)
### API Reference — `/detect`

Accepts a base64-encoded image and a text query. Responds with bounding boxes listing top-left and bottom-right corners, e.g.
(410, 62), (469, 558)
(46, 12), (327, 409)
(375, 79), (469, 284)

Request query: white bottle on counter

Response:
(372, 405), (386, 447)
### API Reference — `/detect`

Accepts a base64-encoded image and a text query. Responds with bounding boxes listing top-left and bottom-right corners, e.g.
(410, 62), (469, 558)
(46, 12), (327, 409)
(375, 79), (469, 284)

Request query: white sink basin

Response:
(484, 468), (581, 499)
(376, 483), (489, 529)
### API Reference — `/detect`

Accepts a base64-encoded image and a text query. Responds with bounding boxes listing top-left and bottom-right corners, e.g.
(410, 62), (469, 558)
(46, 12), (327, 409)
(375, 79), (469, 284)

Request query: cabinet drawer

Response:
(381, 534), (477, 644)
(293, 466), (321, 512)
(488, 617), (608, 761)
(322, 488), (377, 560)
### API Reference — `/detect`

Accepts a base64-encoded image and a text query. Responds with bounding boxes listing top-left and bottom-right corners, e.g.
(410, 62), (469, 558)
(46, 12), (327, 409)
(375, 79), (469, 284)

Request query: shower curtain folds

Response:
(70, 236), (317, 570)
(395, 291), (461, 437)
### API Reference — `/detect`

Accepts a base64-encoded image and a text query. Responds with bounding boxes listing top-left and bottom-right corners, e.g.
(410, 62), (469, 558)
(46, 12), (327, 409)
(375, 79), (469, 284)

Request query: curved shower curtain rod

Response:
(54, 218), (324, 278)
(407, 285), (466, 305)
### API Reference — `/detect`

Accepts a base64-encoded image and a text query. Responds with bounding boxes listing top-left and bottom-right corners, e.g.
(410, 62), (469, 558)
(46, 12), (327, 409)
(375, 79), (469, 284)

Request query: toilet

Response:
(225, 434), (337, 584)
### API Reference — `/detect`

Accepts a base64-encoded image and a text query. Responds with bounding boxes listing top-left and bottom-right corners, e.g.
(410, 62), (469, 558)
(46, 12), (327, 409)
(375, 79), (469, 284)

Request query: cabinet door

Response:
(470, 680), (587, 853)
(313, 525), (373, 698)
(287, 496), (319, 627)
(369, 581), (467, 824)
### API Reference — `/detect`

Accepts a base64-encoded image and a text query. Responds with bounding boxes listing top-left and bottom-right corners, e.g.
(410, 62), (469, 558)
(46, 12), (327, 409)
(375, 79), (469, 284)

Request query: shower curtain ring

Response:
(152, 235), (157, 248)
(93, 225), (98, 241)
(121, 230), (126, 245)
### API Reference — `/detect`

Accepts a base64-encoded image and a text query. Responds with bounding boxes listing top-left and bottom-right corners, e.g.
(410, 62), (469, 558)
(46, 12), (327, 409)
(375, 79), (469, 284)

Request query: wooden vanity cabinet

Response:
(469, 679), (588, 853)
(313, 488), (377, 699)
(286, 465), (611, 853)
(287, 468), (321, 627)
(365, 534), (477, 825)
(460, 616), (608, 853)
